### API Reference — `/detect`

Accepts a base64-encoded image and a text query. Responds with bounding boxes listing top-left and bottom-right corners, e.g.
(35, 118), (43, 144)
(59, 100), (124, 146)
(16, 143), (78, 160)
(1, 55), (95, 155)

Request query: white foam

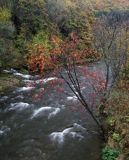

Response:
(49, 123), (86, 145)
(82, 87), (86, 90)
(0, 126), (11, 136)
(16, 87), (35, 92)
(9, 102), (30, 111)
(13, 73), (32, 79)
(0, 130), (4, 136)
(72, 123), (86, 132)
(67, 96), (77, 101)
(0, 96), (8, 102)
(3, 69), (32, 79)
(3, 68), (17, 73)
(3, 70), (11, 73)
(36, 77), (58, 84)
(10, 69), (17, 73)
(48, 108), (61, 119)
(35, 79), (43, 84)
(14, 95), (24, 99)
(32, 106), (52, 118)
(49, 132), (65, 145)
(31, 106), (61, 119)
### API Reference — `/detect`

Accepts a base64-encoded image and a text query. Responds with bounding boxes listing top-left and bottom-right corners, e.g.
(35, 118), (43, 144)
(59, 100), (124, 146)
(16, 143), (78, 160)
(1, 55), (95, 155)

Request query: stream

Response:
(0, 61), (112, 160)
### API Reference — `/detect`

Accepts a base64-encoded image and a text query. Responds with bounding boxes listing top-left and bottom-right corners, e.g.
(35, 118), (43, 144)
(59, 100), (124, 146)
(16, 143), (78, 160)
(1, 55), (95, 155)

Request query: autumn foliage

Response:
(28, 32), (100, 75)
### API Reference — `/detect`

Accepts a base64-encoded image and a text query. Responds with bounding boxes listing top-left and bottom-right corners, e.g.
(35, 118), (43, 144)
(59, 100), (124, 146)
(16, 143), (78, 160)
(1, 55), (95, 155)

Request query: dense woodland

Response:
(0, 0), (129, 160)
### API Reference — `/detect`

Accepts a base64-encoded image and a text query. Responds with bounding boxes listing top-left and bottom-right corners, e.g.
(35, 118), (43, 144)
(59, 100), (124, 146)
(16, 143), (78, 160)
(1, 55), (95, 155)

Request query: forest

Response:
(0, 0), (129, 160)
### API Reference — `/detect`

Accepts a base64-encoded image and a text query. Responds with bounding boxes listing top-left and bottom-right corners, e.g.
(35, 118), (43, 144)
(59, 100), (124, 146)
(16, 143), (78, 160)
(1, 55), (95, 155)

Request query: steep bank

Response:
(102, 66), (129, 160)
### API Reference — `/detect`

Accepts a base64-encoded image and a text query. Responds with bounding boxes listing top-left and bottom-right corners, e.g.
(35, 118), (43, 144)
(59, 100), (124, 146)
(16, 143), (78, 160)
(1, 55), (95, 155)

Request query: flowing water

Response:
(0, 61), (111, 160)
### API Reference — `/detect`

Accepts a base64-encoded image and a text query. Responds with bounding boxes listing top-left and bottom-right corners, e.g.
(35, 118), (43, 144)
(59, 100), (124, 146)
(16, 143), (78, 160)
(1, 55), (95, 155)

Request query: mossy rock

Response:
(0, 73), (20, 95)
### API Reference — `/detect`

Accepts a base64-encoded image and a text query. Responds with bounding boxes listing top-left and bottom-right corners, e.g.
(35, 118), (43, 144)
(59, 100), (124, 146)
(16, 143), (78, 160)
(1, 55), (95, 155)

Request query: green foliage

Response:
(13, 0), (58, 55)
(102, 147), (119, 160)
(107, 117), (116, 126)
(0, 7), (23, 68)
(0, 8), (11, 22)
(0, 21), (15, 39)
(32, 31), (50, 48)
(61, 9), (94, 48)
(14, 27), (28, 55)
(0, 20), (16, 67)
(13, 0), (49, 37)
(112, 133), (121, 142)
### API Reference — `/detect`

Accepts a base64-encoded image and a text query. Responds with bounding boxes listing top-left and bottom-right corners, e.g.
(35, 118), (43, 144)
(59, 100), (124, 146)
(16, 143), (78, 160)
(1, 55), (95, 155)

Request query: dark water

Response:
(0, 61), (110, 160)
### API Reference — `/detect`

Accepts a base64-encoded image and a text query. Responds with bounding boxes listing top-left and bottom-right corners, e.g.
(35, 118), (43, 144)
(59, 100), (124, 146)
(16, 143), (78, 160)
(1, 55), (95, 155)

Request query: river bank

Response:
(0, 72), (20, 95)
(102, 70), (129, 160)
(0, 57), (100, 95)
(0, 68), (29, 95)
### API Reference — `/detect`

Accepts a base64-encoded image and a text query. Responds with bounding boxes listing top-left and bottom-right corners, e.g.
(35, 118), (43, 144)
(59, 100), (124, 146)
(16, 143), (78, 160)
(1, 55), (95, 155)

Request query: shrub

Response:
(102, 147), (119, 160)
(0, 7), (11, 22)
(32, 31), (51, 49)
(112, 133), (121, 142)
